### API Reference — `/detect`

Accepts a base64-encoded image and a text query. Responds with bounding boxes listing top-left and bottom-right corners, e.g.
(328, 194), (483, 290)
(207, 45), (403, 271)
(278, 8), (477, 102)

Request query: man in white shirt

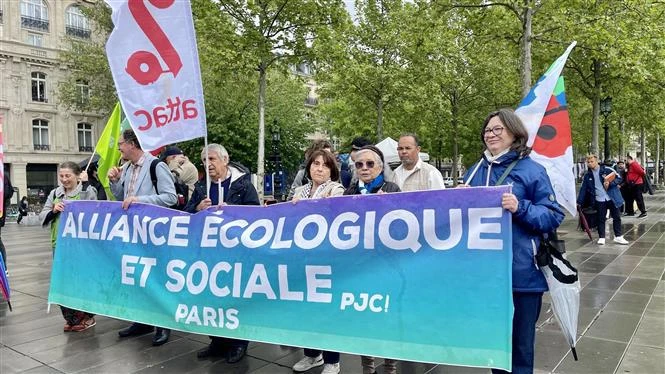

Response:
(393, 134), (445, 191)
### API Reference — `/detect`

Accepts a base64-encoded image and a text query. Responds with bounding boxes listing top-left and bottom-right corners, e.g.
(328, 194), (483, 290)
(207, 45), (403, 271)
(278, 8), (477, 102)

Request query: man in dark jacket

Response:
(185, 143), (259, 363)
(577, 154), (628, 245)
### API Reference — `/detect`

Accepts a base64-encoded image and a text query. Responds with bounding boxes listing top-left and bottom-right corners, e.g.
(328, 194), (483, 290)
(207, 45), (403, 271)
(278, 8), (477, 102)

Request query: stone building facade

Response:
(0, 0), (103, 203)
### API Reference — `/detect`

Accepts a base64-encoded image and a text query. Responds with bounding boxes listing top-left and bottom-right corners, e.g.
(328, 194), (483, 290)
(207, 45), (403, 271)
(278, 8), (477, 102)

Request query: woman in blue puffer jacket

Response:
(463, 108), (564, 374)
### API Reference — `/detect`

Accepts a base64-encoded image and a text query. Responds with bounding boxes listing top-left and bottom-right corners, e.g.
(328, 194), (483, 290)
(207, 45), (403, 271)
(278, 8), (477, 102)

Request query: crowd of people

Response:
(10, 107), (650, 374)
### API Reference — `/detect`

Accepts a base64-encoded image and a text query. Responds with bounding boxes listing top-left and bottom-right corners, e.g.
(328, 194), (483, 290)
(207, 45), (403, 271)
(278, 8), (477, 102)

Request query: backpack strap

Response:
(149, 159), (161, 194)
(496, 159), (520, 186)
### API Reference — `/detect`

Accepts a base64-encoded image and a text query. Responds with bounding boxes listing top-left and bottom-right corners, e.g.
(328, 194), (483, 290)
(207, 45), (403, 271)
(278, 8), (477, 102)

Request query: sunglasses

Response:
(355, 160), (376, 169)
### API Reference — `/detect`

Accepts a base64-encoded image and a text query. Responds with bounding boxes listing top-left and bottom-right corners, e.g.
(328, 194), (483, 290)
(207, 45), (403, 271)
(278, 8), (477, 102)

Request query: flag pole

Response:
(204, 135), (210, 202)
(84, 153), (96, 172)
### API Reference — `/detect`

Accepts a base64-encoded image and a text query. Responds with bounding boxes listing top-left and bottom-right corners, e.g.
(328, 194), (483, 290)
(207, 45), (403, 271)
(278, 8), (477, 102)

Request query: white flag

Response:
(516, 42), (577, 215)
(105, 0), (207, 151)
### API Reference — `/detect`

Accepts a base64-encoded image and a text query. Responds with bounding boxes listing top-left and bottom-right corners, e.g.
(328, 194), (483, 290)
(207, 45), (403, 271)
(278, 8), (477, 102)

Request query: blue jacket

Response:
(577, 165), (623, 208)
(184, 162), (260, 213)
(464, 151), (564, 292)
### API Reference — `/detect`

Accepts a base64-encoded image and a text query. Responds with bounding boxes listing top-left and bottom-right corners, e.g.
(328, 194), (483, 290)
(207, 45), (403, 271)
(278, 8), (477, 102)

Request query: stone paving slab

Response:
(1, 191), (663, 373)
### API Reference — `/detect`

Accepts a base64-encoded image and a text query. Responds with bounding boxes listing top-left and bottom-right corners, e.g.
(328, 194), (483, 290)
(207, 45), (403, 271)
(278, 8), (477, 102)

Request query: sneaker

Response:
(64, 323), (73, 332)
(623, 213), (635, 217)
(322, 363), (341, 374)
(293, 354), (324, 372)
(70, 317), (96, 332)
(613, 236), (629, 245)
(637, 212), (647, 218)
(597, 238), (606, 245)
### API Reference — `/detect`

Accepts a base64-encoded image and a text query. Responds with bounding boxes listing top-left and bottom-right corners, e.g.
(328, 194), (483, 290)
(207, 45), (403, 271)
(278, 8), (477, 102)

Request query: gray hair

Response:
(355, 149), (384, 170)
(201, 143), (229, 161)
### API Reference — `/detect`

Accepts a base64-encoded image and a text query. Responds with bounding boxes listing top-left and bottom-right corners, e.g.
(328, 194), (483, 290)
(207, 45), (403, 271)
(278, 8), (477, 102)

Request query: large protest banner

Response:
(49, 187), (513, 370)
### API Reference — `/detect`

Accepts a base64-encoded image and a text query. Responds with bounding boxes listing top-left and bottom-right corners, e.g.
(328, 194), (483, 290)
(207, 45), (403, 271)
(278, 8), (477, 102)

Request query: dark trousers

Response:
(492, 292), (543, 374)
(210, 336), (248, 349)
(596, 200), (622, 238)
(304, 348), (340, 364)
(624, 184), (646, 214)
(0, 226), (6, 270)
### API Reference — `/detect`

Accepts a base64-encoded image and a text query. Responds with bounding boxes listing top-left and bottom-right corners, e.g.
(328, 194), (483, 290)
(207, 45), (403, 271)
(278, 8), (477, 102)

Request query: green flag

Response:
(95, 103), (123, 200)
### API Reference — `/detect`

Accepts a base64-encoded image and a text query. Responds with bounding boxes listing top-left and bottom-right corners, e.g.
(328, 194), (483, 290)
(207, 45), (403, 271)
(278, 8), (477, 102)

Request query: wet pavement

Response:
(1, 191), (663, 373)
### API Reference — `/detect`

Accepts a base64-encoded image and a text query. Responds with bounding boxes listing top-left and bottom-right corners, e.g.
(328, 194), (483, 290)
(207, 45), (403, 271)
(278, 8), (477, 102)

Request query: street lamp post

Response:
(270, 122), (282, 200)
(600, 96), (612, 161)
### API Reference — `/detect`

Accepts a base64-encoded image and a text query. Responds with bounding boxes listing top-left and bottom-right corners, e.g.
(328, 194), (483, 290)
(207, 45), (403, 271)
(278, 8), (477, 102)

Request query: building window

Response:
(65, 6), (90, 39)
(0, 1), (4, 24)
(31, 72), (47, 102)
(21, 0), (49, 32)
(26, 32), (43, 47)
(77, 123), (93, 152)
(32, 119), (49, 150)
(76, 79), (90, 105)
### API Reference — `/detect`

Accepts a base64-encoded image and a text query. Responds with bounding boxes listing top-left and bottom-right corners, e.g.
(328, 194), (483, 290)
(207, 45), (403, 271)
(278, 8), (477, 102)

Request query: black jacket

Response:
(344, 180), (401, 195)
(185, 162), (260, 212)
(1, 175), (14, 227)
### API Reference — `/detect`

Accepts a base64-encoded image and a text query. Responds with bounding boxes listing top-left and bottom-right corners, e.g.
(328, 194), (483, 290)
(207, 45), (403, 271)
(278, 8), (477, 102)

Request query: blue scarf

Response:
(359, 173), (385, 194)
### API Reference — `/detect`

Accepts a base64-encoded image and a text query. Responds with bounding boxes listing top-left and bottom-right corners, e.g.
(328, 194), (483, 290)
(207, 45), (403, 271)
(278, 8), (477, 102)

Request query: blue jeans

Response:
(492, 292), (543, 374)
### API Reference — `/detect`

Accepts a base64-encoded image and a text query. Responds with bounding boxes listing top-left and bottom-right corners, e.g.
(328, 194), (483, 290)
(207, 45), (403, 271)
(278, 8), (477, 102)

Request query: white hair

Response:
(355, 149), (383, 169)
(201, 143), (229, 161)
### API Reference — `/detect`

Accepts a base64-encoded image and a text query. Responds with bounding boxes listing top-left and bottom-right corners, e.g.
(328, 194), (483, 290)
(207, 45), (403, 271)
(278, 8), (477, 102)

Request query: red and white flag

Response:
(105, 0), (207, 151)
(516, 42), (577, 215)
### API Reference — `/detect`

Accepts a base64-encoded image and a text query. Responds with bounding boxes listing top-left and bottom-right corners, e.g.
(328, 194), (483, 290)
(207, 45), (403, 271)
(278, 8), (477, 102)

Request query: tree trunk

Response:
(520, 3), (533, 98)
(640, 124), (646, 166)
(619, 117), (625, 159)
(655, 134), (660, 184)
(377, 98), (384, 140)
(257, 64), (267, 203)
(450, 91), (460, 185)
(591, 59), (602, 157)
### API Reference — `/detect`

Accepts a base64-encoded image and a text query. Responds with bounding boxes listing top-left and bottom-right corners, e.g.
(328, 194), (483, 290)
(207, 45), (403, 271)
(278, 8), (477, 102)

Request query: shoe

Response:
(293, 354), (324, 372)
(322, 362), (341, 374)
(70, 317), (96, 332)
(613, 236), (629, 245)
(638, 212), (647, 218)
(64, 322), (73, 332)
(197, 343), (226, 359)
(118, 323), (154, 337)
(623, 212), (635, 216)
(152, 328), (170, 346)
(226, 345), (247, 363)
(597, 238), (606, 245)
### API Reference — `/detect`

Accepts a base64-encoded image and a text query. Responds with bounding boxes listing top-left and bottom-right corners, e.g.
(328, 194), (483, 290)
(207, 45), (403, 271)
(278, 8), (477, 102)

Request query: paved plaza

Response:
(1, 192), (663, 374)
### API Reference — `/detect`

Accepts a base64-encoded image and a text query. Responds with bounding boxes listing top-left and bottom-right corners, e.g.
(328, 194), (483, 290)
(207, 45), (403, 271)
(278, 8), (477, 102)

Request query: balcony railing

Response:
(34, 144), (50, 151)
(66, 26), (91, 39)
(21, 16), (49, 32)
(79, 146), (94, 152)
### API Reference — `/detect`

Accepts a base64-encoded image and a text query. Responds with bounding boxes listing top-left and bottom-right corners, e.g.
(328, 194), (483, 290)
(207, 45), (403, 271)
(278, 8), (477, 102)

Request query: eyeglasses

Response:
(355, 160), (376, 169)
(484, 126), (505, 137)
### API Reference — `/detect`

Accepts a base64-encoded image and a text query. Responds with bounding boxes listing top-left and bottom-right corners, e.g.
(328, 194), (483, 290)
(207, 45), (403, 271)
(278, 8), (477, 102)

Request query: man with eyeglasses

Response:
(394, 133), (445, 192)
(108, 129), (178, 346)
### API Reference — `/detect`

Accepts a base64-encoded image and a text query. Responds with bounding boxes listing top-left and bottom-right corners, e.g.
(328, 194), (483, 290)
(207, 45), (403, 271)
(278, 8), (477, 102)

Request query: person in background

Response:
(463, 108), (564, 374)
(615, 161), (628, 214)
(0, 174), (13, 274)
(291, 149), (345, 374)
(578, 154), (629, 245)
(186, 143), (259, 364)
(17, 196), (28, 224)
(39, 161), (97, 332)
(108, 129), (177, 347)
(344, 145), (400, 374)
(161, 145), (198, 198)
(625, 154), (647, 218)
(287, 140), (333, 201)
(393, 133), (445, 191)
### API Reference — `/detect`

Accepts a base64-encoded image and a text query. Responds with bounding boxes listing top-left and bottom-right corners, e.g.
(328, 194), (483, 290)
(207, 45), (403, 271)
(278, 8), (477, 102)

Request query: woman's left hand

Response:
(502, 193), (519, 213)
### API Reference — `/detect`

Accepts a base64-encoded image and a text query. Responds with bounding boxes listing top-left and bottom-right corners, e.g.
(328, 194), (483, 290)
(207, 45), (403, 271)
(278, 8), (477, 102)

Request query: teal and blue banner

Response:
(49, 186), (513, 370)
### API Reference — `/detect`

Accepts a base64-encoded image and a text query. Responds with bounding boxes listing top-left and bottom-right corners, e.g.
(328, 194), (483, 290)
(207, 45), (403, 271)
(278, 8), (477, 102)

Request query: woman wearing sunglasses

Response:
(344, 145), (400, 196)
(463, 108), (564, 374)
(291, 148), (345, 374)
(344, 145), (400, 374)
